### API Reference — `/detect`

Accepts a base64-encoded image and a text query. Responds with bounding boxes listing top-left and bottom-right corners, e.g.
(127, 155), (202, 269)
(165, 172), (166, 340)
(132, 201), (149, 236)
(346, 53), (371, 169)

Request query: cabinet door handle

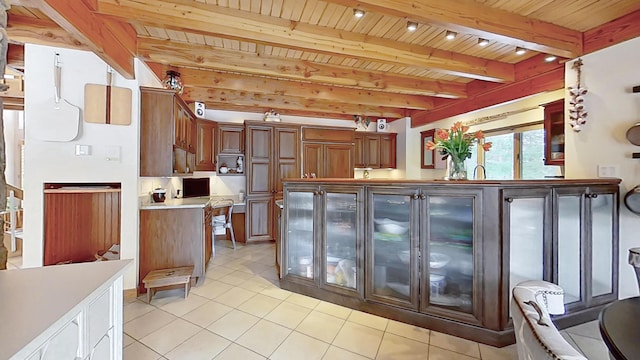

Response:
(420, 194), (426, 200)
(318, 190), (325, 195)
(586, 193), (598, 198)
(412, 194), (419, 200)
(505, 197), (514, 203)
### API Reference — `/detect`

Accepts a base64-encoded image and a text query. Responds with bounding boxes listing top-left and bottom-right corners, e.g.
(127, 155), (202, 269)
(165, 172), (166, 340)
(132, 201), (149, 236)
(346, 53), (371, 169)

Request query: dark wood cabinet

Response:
(543, 99), (565, 166)
(195, 119), (216, 171)
(140, 87), (197, 176)
(281, 178), (620, 347)
(354, 132), (397, 169)
(245, 121), (300, 242)
(217, 123), (244, 155)
(302, 126), (354, 178)
(139, 205), (213, 293)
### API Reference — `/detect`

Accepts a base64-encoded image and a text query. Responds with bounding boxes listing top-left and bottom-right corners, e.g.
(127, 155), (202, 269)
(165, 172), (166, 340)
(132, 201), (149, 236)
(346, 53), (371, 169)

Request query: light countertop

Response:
(140, 195), (245, 210)
(1, 260), (132, 359)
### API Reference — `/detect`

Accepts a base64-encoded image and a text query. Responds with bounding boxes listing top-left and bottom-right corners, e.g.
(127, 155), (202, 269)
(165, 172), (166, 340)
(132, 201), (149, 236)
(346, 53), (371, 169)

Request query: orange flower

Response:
(461, 126), (470, 133)
(435, 129), (449, 141)
(451, 121), (463, 132)
(475, 130), (484, 139)
(482, 142), (493, 151)
(425, 140), (437, 150)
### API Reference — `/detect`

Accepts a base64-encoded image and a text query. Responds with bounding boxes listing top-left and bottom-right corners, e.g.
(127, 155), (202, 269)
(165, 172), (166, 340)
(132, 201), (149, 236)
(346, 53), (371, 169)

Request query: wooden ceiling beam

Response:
(326, 0), (582, 58)
(410, 55), (564, 127)
(7, 13), (88, 49)
(138, 37), (467, 99)
(7, 43), (24, 70)
(584, 8), (640, 54)
(30, 0), (136, 78)
(147, 62), (434, 110)
(190, 102), (363, 121)
(182, 87), (407, 119)
(96, 0), (514, 82)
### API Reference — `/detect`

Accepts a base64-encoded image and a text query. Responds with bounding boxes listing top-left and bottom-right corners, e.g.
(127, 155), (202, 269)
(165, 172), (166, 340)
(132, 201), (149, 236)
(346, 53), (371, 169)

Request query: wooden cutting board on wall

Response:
(84, 83), (132, 125)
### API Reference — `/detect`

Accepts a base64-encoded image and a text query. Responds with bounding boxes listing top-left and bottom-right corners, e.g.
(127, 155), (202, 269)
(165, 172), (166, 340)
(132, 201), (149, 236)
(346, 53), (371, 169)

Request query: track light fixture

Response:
(407, 21), (418, 31)
(515, 47), (527, 55)
(544, 54), (557, 62)
(445, 30), (457, 40)
(353, 8), (365, 18)
(478, 38), (489, 46)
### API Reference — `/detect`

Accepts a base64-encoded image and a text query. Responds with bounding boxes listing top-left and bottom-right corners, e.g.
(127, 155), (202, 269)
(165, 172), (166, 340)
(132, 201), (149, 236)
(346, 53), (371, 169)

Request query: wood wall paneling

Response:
(44, 190), (121, 265)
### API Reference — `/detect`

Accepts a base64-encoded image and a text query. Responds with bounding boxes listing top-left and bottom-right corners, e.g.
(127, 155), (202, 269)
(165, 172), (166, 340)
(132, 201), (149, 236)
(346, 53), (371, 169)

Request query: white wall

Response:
(564, 36), (640, 299)
(23, 45), (158, 289)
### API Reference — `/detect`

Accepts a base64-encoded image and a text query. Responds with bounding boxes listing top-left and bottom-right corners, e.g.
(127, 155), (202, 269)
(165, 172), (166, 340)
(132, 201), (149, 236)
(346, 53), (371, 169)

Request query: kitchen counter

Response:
(1, 260), (132, 359)
(141, 195), (245, 211)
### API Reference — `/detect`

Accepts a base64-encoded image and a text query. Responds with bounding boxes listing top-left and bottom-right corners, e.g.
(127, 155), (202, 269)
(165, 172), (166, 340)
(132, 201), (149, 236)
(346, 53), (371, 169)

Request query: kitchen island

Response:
(138, 196), (244, 294)
(279, 178), (620, 347)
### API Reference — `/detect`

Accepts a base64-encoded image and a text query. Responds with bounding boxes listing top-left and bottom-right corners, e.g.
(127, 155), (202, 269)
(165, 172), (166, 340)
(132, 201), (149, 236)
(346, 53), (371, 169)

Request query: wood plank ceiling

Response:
(5, 0), (640, 125)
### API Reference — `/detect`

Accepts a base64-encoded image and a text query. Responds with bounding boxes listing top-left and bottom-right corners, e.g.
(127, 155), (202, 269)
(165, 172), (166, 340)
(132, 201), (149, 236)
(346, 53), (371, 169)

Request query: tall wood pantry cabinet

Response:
(245, 121), (300, 243)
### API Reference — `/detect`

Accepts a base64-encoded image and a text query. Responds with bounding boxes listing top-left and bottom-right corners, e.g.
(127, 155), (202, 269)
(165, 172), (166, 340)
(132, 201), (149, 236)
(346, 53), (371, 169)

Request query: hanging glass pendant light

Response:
(162, 70), (184, 95)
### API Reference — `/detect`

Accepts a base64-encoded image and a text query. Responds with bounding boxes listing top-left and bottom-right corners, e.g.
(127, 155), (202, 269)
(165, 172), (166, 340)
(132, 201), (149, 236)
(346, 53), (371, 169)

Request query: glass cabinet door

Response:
(285, 190), (316, 280)
(556, 192), (582, 305)
(321, 188), (362, 294)
(367, 189), (418, 309)
(589, 189), (617, 301)
(425, 194), (478, 315)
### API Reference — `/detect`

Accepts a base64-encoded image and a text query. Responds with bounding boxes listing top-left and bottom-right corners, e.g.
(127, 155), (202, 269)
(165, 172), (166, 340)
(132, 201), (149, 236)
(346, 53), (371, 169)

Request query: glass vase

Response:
(446, 155), (468, 180)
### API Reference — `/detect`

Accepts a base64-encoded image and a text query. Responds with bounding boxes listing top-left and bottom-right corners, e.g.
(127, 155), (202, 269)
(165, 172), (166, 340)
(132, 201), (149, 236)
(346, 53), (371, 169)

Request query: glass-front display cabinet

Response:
(366, 188), (418, 309)
(422, 189), (482, 325)
(284, 189), (316, 282)
(283, 185), (363, 296)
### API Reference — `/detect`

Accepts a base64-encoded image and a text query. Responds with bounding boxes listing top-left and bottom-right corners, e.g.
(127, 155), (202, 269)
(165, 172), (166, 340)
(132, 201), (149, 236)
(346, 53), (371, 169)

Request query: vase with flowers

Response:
(425, 122), (492, 180)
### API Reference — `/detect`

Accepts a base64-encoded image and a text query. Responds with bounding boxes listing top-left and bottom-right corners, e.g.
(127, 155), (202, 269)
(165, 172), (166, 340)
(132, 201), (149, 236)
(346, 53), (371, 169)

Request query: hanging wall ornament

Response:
(567, 58), (588, 132)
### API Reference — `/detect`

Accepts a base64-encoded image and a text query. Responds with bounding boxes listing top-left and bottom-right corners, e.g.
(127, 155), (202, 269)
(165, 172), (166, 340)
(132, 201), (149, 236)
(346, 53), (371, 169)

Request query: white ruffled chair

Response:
(511, 280), (587, 360)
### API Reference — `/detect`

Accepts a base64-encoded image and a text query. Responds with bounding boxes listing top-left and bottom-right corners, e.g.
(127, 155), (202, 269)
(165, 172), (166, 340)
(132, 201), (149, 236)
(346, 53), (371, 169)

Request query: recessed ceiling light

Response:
(545, 54), (557, 62)
(407, 21), (418, 32)
(478, 38), (489, 47)
(353, 9), (365, 18)
(445, 30), (457, 40)
(515, 47), (527, 55)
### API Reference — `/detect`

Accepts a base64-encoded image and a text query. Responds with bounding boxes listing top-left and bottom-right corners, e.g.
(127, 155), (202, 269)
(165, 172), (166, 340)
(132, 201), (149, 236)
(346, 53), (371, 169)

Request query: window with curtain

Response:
(474, 123), (561, 180)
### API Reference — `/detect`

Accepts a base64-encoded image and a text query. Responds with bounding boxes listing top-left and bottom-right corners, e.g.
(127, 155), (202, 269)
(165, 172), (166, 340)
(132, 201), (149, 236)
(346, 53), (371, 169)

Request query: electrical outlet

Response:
(598, 164), (620, 178)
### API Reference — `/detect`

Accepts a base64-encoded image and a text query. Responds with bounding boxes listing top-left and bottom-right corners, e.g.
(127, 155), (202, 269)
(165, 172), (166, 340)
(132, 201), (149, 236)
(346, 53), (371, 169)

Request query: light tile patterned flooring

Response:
(113, 241), (609, 360)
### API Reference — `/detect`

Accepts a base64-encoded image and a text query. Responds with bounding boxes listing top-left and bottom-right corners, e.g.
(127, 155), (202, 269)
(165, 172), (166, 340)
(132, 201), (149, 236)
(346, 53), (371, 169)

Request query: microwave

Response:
(182, 178), (210, 198)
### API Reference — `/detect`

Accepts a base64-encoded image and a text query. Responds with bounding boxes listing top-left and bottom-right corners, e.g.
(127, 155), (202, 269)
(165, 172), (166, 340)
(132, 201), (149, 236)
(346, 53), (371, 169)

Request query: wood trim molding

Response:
(583, 8), (640, 54)
(411, 67), (564, 127)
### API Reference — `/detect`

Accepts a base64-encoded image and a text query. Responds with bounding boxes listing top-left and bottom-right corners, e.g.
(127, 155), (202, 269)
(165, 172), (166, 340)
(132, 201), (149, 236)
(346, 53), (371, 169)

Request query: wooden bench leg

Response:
(147, 288), (152, 304)
(184, 282), (188, 299)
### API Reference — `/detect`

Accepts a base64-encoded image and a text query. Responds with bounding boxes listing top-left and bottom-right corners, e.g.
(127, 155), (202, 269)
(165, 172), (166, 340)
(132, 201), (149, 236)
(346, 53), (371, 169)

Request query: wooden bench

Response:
(142, 266), (194, 303)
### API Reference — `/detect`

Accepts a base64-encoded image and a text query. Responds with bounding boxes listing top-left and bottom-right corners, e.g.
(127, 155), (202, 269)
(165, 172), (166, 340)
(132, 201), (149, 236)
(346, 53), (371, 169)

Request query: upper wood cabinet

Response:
(543, 99), (565, 166)
(140, 87), (197, 176)
(301, 126), (355, 178)
(354, 132), (397, 169)
(217, 123), (244, 155)
(194, 119), (216, 172)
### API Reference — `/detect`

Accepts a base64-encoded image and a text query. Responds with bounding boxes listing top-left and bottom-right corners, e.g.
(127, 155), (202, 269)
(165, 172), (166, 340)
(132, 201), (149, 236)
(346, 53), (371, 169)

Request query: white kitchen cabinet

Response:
(2, 260), (131, 360)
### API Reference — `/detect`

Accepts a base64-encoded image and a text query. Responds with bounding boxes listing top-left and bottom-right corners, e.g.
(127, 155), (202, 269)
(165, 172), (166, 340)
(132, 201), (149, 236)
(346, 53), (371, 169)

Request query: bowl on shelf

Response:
(398, 250), (410, 264)
(429, 253), (451, 269)
(374, 218), (409, 235)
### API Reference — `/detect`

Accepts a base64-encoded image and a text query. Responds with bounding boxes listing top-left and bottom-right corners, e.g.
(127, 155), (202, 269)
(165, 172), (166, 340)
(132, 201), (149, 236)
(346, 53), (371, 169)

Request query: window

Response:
(474, 123), (561, 180)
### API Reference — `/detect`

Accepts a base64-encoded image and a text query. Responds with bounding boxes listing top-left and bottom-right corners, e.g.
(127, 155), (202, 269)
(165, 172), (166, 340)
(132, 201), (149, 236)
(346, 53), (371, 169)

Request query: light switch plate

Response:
(597, 164), (619, 178)
(75, 144), (91, 156)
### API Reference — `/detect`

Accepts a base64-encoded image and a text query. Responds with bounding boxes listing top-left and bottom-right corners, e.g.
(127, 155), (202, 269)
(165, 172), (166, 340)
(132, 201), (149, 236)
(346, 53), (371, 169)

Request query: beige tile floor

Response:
(112, 240), (609, 360)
